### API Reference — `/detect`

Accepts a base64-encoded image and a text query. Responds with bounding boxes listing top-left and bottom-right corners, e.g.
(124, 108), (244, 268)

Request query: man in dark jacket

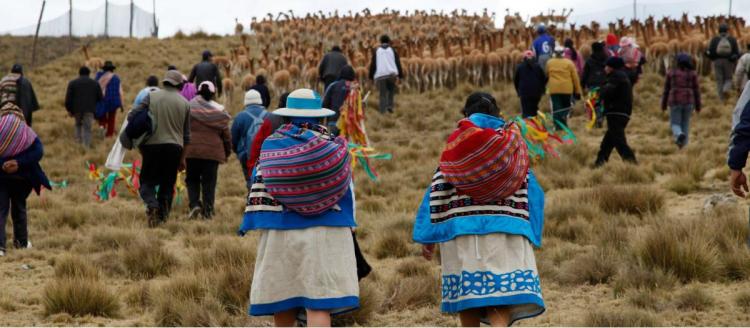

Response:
(323, 65), (356, 127)
(188, 50), (223, 96)
(514, 50), (547, 118)
(707, 23), (740, 102)
(582, 41), (609, 127)
(65, 66), (103, 148)
(319, 46), (349, 91)
(595, 57), (637, 167)
(1, 64), (40, 126)
(369, 35), (404, 114)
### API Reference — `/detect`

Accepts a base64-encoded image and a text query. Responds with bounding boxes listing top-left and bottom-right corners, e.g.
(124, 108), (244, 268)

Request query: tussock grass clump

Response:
(612, 264), (677, 296)
(374, 231), (414, 259)
(53, 255), (100, 280)
(396, 258), (432, 278)
(545, 191), (602, 221)
(735, 291), (750, 310)
(90, 228), (136, 250)
(609, 162), (655, 184)
(192, 238), (255, 270)
(384, 275), (440, 310)
(627, 289), (666, 311)
(675, 286), (714, 311)
(548, 217), (593, 242)
(635, 219), (720, 282)
(213, 265), (252, 315)
(593, 185), (664, 216)
(334, 279), (385, 326)
(558, 247), (619, 285)
(124, 281), (151, 310)
(121, 237), (179, 279)
(43, 278), (120, 317)
(152, 274), (230, 326)
(584, 308), (659, 326)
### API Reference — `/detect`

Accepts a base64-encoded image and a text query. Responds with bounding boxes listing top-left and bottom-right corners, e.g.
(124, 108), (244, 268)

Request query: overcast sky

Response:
(0, 0), (743, 37)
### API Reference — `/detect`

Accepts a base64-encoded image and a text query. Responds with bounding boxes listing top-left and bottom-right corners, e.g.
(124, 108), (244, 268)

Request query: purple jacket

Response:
(661, 68), (701, 111)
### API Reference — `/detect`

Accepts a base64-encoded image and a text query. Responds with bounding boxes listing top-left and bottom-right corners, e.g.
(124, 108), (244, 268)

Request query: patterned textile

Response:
(429, 169), (530, 224)
(439, 233), (544, 324)
(0, 73), (20, 105)
(439, 118), (529, 203)
(259, 123), (352, 216)
(188, 96), (230, 129)
(95, 71), (122, 119)
(0, 108), (37, 158)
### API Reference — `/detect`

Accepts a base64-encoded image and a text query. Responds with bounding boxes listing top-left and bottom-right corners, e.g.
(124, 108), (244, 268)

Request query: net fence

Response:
(7, 2), (157, 38)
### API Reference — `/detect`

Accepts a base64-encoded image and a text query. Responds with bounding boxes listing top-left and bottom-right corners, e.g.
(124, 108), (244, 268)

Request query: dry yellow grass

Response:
(1, 33), (750, 326)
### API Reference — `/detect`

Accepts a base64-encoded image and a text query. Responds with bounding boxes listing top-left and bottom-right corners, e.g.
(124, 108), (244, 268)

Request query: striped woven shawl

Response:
(0, 108), (37, 159)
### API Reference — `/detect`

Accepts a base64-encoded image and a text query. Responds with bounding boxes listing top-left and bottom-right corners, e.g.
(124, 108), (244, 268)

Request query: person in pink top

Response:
(563, 38), (584, 77)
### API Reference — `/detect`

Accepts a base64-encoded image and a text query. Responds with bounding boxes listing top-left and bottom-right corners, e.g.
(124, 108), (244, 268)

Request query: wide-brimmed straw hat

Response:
(272, 88), (335, 118)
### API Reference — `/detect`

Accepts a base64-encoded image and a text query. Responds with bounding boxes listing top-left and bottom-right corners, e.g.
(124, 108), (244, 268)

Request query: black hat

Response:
(202, 50), (213, 60)
(338, 65), (355, 81)
(605, 57), (625, 69)
(719, 23), (729, 33)
(10, 64), (22, 74)
(102, 60), (116, 71)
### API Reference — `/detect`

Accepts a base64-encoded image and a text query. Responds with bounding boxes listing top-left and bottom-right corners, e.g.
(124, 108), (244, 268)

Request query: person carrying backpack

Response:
(0, 64), (40, 126)
(238, 88), (359, 327)
(413, 93), (545, 327)
(707, 23), (740, 102)
(231, 89), (269, 186)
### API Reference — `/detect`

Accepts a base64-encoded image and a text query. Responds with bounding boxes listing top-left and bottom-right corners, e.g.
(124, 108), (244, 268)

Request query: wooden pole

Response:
(152, 0), (158, 38)
(31, 0), (46, 69)
(129, 0), (134, 38)
(104, 0), (109, 38)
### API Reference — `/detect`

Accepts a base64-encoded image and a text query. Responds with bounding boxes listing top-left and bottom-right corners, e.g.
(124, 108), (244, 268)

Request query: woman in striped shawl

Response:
(0, 102), (50, 257)
(413, 93), (545, 326)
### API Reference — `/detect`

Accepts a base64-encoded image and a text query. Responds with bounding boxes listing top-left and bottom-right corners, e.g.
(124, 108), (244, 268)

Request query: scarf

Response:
(189, 96), (230, 130)
(259, 122), (352, 216)
(95, 71), (122, 118)
(0, 107), (37, 158)
(181, 82), (197, 101)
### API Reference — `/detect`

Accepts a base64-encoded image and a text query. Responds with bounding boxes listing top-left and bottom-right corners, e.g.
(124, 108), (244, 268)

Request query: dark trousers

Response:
(0, 180), (32, 251)
(521, 95), (542, 118)
(139, 144), (182, 219)
(596, 115), (637, 165)
(186, 158), (219, 216)
(376, 76), (397, 113)
(550, 94), (572, 129)
(322, 76), (337, 92)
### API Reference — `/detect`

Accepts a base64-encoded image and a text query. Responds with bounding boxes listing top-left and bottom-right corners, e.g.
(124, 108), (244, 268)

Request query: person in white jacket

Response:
(734, 45), (750, 93)
(368, 35), (403, 114)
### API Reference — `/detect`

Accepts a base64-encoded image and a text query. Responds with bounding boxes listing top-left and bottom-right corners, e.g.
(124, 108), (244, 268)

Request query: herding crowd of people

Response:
(1, 25), (750, 327)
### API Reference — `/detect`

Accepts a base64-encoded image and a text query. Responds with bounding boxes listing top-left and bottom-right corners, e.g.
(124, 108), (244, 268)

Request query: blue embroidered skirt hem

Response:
(249, 296), (360, 316)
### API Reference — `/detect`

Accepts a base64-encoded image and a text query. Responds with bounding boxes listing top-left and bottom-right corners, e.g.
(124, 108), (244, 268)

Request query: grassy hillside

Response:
(0, 35), (749, 326)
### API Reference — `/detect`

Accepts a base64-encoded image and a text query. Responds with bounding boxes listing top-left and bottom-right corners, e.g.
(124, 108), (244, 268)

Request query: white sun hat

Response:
(272, 88), (335, 118)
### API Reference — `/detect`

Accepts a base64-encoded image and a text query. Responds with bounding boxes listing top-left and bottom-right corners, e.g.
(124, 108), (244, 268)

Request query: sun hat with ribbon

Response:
(273, 88), (335, 118)
(259, 121), (352, 216)
(439, 116), (530, 203)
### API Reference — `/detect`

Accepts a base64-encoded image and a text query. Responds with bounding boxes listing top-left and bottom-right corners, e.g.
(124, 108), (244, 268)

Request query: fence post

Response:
(104, 0), (109, 38)
(31, 0), (46, 69)
(129, 0), (134, 38)
(68, 0), (73, 52)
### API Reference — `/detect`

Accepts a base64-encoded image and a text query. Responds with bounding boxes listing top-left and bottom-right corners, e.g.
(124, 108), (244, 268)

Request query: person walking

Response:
(531, 24), (555, 72)
(169, 65), (196, 101)
(661, 53), (701, 149)
(95, 61), (124, 138)
(562, 38), (584, 77)
(184, 81), (231, 219)
(369, 34), (404, 114)
(733, 44), (750, 93)
(133, 76), (160, 107)
(249, 75), (271, 108)
(231, 89), (269, 185)
(323, 65), (357, 132)
(413, 93), (545, 327)
(188, 50), (223, 97)
(0, 103), (50, 257)
(319, 45), (349, 91)
(0, 64), (40, 126)
(595, 57), (637, 166)
(582, 41), (610, 128)
(605, 33), (620, 57)
(239, 88), (359, 327)
(546, 46), (582, 129)
(65, 66), (103, 148)
(618, 37), (644, 85)
(129, 70), (191, 227)
(514, 50), (547, 118)
(707, 23), (740, 102)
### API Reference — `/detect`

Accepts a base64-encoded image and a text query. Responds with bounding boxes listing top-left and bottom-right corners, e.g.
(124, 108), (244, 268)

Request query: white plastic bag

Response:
(105, 119), (128, 171)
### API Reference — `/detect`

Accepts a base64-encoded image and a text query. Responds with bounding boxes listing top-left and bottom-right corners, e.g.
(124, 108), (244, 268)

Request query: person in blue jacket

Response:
(0, 104), (50, 257)
(729, 83), (750, 196)
(531, 24), (555, 72)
